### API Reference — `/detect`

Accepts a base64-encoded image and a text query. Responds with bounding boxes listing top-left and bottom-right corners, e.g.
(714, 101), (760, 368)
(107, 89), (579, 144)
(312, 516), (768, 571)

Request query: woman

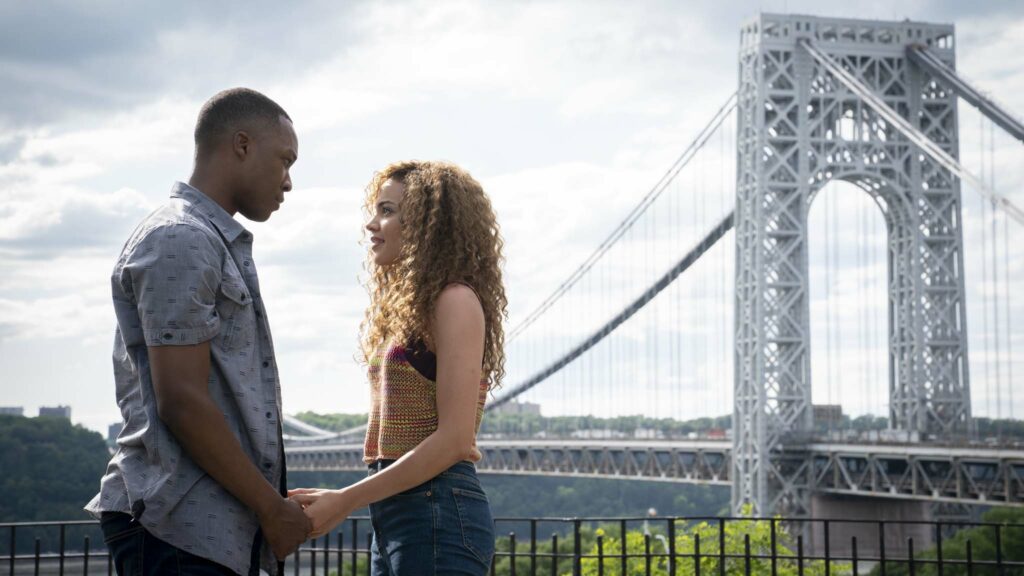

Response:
(289, 161), (507, 575)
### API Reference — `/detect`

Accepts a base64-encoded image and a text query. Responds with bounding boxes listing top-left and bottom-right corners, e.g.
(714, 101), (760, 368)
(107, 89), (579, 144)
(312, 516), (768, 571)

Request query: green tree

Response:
(292, 411), (367, 431)
(577, 508), (845, 576)
(872, 507), (1024, 576)
(0, 414), (109, 522)
(0, 414), (112, 555)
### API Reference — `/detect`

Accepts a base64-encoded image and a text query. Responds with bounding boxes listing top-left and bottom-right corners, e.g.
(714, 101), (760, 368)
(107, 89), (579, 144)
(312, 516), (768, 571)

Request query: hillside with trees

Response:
(0, 414), (109, 522)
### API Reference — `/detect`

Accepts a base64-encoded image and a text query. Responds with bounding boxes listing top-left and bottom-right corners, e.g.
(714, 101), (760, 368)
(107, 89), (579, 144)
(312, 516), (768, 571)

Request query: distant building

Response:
(38, 405), (71, 420)
(706, 428), (727, 439)
(0, 406), (25, 416)
(633, 427), (665, 440)
(570, 428), (627, 439)
(491, 401), (541, 416)
(813, 404), (843, 429)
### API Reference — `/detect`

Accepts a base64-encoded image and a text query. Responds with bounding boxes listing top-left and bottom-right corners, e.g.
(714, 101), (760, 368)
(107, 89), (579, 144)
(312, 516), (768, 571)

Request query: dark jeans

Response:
(368, 461), (495, 575)
(100, 513), (260, 576)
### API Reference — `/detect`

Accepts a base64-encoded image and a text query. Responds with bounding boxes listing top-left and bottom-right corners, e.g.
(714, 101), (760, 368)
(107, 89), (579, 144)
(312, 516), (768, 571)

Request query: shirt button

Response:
(240, 294), (247, 302)
(265, 412), (273, 419)
(263, 463), (272, 470)
(162, 333), (173, 341)
(262, 361), (270, 368)
(244, 261), (251, 267)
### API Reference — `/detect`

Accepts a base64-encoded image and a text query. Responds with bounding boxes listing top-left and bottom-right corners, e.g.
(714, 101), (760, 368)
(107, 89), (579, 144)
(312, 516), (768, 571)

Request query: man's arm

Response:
(126, 224), (309, 559)
(150, 342), (310, 559)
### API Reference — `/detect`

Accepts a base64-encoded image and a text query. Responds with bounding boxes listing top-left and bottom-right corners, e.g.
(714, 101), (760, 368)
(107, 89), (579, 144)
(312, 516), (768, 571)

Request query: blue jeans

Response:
(368, 461), (495, 575)
(100, 513), (260, 576)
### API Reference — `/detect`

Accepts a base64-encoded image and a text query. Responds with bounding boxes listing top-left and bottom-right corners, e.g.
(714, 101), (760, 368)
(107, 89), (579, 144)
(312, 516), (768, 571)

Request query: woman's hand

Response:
(288, 488), (356, 538)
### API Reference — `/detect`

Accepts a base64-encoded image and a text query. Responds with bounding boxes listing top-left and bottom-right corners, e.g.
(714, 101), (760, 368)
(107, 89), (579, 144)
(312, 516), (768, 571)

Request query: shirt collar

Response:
(170, 181), (249, 243)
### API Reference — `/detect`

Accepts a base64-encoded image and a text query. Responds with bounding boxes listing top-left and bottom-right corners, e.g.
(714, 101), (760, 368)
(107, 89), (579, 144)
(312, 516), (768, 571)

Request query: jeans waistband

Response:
(367, 459), (396, 474)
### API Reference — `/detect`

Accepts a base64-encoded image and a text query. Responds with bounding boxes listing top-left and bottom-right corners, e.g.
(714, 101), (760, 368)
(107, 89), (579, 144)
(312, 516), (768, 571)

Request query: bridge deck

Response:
(285, 439), (1024, 507)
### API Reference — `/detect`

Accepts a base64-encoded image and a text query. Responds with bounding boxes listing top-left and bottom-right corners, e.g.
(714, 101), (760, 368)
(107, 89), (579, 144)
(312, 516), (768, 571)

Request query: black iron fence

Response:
(3, 515), (1023, 575)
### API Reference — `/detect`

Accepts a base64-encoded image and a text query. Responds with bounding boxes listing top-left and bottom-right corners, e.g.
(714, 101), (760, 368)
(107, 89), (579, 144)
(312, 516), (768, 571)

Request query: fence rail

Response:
(3, 515), (1023, 575)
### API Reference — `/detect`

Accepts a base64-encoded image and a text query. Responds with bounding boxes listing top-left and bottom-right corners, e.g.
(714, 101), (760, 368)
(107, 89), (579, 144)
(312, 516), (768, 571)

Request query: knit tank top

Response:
(362, 342), (489, 464)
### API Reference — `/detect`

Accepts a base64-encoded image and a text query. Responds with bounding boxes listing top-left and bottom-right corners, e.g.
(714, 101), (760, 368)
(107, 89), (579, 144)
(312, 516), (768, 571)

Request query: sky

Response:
(1, 0), (1022, 434)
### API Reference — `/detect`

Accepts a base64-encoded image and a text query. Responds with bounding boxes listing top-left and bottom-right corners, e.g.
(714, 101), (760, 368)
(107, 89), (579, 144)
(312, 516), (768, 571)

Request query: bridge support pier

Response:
(808, 494), (935, 558)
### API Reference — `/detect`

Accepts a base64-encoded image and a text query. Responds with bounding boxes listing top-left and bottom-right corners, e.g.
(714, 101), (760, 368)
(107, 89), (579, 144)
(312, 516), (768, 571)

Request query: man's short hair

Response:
(194, 88), (291, 154)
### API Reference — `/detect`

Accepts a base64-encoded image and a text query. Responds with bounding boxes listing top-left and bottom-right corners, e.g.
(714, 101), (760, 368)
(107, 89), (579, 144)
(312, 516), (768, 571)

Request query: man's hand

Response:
(259, 497), (312, 560)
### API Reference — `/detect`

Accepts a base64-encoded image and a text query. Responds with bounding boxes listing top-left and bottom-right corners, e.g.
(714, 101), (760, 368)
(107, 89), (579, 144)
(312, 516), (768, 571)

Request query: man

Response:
(86, 88), (310, 576)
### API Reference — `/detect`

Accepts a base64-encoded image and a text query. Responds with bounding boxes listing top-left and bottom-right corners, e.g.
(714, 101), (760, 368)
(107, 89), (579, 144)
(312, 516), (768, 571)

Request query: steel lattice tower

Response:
(732, 14), (972, 517)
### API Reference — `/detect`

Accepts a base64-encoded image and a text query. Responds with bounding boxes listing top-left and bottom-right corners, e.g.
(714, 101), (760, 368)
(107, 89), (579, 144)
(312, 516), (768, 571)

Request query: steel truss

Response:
(284, 440), (1024, 507)
(733, 14), (972, 518)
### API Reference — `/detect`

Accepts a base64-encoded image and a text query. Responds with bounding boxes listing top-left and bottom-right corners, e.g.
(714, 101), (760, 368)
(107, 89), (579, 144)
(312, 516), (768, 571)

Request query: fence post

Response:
(851, 537), (858, 576)
(620, 519), (627, 576)
(510, 532), (518, 576)
(644, 534), (651, 576)
(966, 539), (974, 576)
(908, 537), (915, 576)
(797, 535), (804, 576)
(824, 520), (831, 576)
(310, 536), (317, 575)
(531, 519), (538, 576)
(995, 524), (1003, 576)
(744, 534), (751, 576)
(879, 521), (887, 576)
(552, 533), (559, 576)
(573, 520), (582, 576)
(59, 523), (66, 575)
(695, 532), (702, 576)
(718, 518), (726, 576)
(668, 519), (677, 576)
(342, 532), (350, 576)
(9, 525), (15, 576)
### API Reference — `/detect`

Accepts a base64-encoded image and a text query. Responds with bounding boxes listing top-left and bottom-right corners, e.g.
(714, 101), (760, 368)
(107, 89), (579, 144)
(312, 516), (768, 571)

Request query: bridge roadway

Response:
(285, 439), (1024, 507)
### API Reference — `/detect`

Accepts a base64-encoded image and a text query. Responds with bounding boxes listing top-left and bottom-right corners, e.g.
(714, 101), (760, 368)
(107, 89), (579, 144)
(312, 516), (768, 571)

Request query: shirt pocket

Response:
(217, 276), (254, 352)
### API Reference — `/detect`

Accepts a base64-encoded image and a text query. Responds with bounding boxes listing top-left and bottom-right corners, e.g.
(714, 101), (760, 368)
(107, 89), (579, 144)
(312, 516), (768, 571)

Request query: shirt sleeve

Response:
(123, 223), (223, 346)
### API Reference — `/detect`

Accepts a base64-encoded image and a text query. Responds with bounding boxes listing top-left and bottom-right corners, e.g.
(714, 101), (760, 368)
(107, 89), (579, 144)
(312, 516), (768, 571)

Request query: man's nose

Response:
(282, 175), (293, 192)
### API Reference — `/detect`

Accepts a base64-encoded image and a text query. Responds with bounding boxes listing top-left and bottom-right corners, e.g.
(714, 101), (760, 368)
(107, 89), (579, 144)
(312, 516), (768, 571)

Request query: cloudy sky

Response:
(1, 0), (1022, 434)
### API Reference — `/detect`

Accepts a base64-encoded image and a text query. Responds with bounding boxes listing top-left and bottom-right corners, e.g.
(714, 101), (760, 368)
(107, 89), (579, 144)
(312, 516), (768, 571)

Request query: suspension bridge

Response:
(283, 13), (1024, 524)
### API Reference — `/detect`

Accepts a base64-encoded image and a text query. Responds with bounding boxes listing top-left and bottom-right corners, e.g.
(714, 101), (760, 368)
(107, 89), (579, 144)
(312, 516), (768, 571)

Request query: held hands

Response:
(258, 497), (312, 560)
(288, 488), (356, 538)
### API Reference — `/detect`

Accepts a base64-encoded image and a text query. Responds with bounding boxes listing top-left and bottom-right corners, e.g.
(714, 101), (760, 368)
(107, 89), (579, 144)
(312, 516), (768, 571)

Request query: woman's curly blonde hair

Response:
(359, 160), (508, 389)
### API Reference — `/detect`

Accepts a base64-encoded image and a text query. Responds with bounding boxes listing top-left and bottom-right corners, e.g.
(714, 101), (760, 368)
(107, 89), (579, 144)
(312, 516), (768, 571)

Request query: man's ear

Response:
(232, 130), (251, 160)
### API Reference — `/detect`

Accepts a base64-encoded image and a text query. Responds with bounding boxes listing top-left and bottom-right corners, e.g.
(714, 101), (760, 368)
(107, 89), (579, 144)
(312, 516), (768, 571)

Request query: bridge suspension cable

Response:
(506, 92), (738, 342)
(907, 44), (1024, 145)
(799, 38), (1024, 227)
(489, 212), (735, 410)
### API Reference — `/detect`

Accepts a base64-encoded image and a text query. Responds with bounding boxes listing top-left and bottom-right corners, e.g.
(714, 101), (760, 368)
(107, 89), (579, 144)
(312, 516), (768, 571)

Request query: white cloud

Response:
(1, 1), (1023, 432)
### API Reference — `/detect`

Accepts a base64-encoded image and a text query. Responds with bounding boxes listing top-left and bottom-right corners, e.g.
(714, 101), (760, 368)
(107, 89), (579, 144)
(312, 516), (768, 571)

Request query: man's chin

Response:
(238, 207), (273, 223)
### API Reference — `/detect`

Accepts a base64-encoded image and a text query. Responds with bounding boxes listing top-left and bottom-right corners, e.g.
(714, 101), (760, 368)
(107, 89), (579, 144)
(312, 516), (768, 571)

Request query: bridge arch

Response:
(806, 174), (897, 429)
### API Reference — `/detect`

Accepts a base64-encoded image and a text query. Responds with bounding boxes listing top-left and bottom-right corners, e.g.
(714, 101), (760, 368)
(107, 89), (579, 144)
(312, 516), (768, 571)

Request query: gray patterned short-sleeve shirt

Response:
(86, 182), (284, 576)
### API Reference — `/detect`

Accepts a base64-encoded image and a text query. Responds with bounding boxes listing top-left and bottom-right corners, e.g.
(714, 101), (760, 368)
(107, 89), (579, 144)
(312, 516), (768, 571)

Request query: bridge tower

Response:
(732, 14), (972, 517)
